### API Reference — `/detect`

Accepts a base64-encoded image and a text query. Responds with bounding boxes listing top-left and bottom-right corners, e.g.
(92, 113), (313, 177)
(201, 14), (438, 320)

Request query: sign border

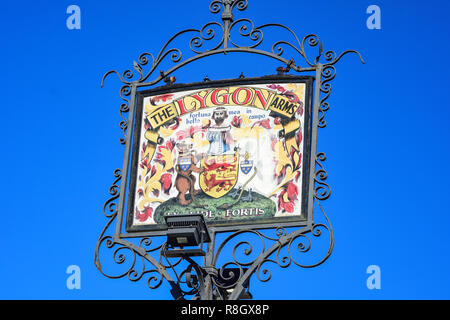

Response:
(125, 75), (314, 234)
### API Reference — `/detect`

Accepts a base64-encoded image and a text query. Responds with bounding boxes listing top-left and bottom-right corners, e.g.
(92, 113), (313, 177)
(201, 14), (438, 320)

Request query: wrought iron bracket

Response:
(95, 0), (364, 300)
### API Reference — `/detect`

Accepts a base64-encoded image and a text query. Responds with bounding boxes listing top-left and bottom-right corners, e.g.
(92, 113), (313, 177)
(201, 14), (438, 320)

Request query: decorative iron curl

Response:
(210, 0), (248, 15)
(287, 220), (333, 268)
(95, 237), (136, 279)
(215, 262), (246, 289)
(318, 65), (336, 128)
(190, 22), (225, 54)
(229, 19), (263, 48)
(102, 169), (121, 218)
(130, 270), (165, 290)
(95, 233), (167, 292)
(314, 152), (331, 201)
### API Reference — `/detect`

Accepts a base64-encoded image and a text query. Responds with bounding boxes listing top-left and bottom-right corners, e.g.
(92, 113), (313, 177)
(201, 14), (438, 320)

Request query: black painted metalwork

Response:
(94, 0), (364, 300)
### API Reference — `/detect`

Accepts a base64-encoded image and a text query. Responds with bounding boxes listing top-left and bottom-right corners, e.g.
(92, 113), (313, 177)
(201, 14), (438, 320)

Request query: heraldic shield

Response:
(199, 153), (239, 199)
(178, 156), (192, 172)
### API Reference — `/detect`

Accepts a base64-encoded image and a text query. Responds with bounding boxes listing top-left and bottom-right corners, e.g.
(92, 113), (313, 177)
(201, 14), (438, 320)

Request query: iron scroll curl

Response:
(95, 0), (363, 300)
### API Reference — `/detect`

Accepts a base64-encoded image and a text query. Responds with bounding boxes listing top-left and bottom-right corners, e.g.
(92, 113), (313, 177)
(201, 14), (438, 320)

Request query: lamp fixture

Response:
(163, 214), (211, 258)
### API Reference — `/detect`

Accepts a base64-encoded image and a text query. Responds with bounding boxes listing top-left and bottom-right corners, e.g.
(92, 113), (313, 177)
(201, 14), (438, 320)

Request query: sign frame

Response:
(124, 75), (315, 235)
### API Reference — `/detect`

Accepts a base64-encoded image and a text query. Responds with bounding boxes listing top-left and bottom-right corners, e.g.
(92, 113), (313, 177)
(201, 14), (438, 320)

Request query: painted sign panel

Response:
(126, 77), (313, 232)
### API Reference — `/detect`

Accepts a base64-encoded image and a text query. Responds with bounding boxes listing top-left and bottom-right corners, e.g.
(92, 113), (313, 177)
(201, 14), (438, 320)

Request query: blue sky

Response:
(1, 0), (449, 299)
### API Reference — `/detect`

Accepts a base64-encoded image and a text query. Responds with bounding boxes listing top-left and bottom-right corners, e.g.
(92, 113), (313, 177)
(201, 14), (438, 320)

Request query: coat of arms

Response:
(199, 153), (239, 198)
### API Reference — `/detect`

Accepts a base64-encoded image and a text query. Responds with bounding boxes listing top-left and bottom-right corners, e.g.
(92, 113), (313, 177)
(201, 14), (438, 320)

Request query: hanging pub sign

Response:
(126, 76), (314, 232)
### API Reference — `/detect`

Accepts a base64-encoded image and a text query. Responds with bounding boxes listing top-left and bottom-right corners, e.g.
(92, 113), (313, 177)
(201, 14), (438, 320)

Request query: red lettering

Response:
(253, 89), (272, 109)
(210, 88), (229, 105)
(232, 87), (252, 105)
(175, 99), (188, 115)
(191, 93), (208, 109)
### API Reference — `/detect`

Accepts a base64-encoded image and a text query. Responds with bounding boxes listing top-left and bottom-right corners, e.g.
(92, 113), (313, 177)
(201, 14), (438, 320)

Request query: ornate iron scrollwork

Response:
(95, 0), (363, 300)
(100, 0), (364, 88)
